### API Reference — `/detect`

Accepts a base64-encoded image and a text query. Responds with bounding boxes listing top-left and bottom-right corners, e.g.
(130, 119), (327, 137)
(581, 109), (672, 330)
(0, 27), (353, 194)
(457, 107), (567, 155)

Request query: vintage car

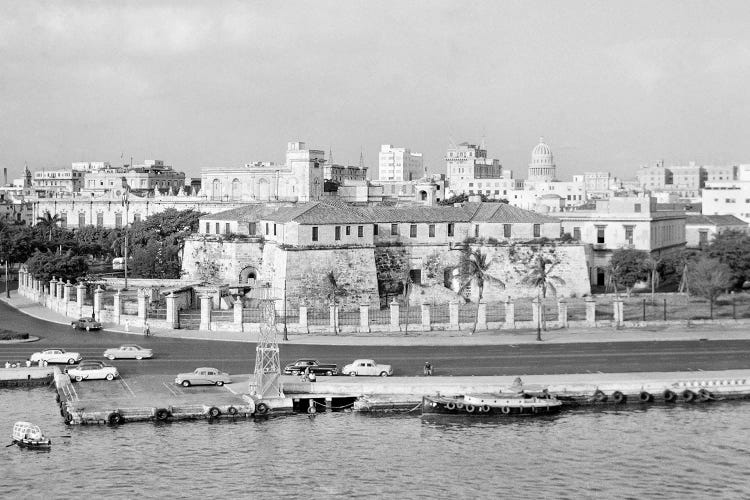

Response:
(30, 349), (82, 366)
(68, 363), (119, 382)
(71, 317), (103, 331)
(283, 359), (338, 376)
(341, 359), (393, 377)
(175, 367), (232, 387)
(103, 345), (154, 360)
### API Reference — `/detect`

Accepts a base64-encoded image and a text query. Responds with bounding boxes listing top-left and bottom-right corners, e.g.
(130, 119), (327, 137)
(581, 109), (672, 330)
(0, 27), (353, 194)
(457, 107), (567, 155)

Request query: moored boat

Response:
(422, 392), (563, 417)
(11, 421), (51, 449)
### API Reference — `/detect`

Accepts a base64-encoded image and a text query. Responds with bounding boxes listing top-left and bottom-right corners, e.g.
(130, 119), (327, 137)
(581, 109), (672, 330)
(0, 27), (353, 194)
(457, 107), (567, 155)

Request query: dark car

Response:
(71, 318), (102, 331)
(283, 359), (338, 376)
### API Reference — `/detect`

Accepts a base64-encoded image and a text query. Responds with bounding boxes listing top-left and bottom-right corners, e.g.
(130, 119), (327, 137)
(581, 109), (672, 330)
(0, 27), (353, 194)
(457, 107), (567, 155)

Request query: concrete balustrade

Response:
(113, 291), (122, 324)
(299, 304), (308, 332)
(477, 301), (487, 330)
(558, 299), (568, 328)
(585, 297), (596, 326)
(330, 303), (339, 331)
(167, 292), (179, 329)
(613, 299), (624, 327)
(199, 295), (212, 331)
(137, 289), (147, 325)
(93, 286), (103, 321)
(359, 303), (370, 333)
(76, 283), (86, 318)
(389, 300), (400, 330)
(449, 301), (459, 329)
(421, 303), (430, 330)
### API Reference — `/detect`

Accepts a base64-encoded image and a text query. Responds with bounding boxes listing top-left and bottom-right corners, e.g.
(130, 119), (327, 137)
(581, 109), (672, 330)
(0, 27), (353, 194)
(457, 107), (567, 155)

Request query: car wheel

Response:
(107, 355), (116, 360)
(86, 326), (91, 332)
(75, 375), (83, 382)
(216, 380), (224, 386)
(350, 372), (357, 377)
(181, 380), (191, 387)
(135, 355), (143, 360)
(326, 371), (333, 376)
(68, 358), (76, 365)
(106, 373), (115, 381)
(380, 372), (389, 377)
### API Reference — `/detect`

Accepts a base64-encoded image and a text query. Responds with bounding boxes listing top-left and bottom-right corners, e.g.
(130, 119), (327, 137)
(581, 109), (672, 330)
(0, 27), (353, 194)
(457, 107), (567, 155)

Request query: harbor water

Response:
(2, 387), (750, 499)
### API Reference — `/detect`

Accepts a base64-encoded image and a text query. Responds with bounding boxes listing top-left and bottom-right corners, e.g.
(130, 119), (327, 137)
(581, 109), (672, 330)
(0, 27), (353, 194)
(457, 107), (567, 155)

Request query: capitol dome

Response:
(527, 136), (557, 182)
(531, 137), (553, 164)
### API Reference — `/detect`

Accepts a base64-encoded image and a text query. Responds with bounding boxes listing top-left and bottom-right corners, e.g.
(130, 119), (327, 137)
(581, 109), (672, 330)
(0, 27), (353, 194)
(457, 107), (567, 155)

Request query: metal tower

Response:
(249, 294), (284, 399)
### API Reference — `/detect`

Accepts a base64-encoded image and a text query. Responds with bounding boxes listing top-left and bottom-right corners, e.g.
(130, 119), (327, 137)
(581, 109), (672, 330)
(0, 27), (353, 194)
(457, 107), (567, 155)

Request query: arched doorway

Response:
(212, 179), (221, 199)
(231, 178), (240, 200)
(239, 266), (258, 284)
(419, 190), (428, 201)
(257, 178), (270, 201)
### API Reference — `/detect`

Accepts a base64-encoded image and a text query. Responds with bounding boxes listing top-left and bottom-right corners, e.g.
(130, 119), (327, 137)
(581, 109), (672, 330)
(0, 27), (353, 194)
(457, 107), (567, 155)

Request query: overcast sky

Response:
(2, 1), (749, 182)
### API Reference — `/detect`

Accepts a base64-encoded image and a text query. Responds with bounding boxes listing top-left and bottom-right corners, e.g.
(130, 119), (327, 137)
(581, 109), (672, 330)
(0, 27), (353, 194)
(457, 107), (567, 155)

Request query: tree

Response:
(457, 247), (505, 334)
(130, 240), (182, 279)
(25, 250), (88, 283)
(687, 257), (733, 317)
(644, 256), (661, 303)
(35, 211), (61, 241)
(707, 230), (750, 288)
(521, 252), (565, 341)
(607, 249), (649, 297)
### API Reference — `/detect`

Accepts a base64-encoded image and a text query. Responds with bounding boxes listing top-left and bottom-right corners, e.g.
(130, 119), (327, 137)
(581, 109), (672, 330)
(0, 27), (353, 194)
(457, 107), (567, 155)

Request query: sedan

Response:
(175, 367), (232, 387)
(71, 318), (103, 331)
(30, 349), (82, 366)
(341, 359), (393, 377)
(68, 364), (119, 382)
(103, 345), (153, 360)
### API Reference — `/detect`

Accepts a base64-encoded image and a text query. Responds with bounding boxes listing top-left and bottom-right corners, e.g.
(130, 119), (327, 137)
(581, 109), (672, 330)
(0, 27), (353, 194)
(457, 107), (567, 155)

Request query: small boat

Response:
(422, 391), (563, 417)
(11, 421), (51, 449)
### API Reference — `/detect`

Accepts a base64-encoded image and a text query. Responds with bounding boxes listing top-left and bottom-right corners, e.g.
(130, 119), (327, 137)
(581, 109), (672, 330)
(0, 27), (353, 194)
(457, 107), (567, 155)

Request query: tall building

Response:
(32, 168), (84, 196)
(82, 160), (185, 195)
(527, 138), (557, 182)
(378, 145), (423, 181)
(445, 142), (504, 197)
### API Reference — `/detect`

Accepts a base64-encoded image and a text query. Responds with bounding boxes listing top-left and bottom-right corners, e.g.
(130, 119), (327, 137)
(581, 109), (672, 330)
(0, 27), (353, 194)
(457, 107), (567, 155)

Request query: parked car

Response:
(71, 318), (102, 331)
(103, 345), (153, 360)
(30, 349), (82, 366)
(175, 367), (232, 387)
(283, 359), (338, 376)
(68, 363), (119, 382)
(341, 359), (393, 377)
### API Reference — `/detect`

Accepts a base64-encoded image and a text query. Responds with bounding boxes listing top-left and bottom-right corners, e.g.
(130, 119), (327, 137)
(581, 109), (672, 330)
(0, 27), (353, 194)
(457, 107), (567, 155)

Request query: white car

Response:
(341, 359), (393, 377)
(30, 349), (82, 366)
(68, 364), (119, 382)
(103, 345), (153, 360)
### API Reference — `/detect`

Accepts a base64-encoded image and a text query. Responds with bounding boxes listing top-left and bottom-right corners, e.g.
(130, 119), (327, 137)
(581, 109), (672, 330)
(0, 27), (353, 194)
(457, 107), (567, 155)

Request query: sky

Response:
(2, 1), (750, 182)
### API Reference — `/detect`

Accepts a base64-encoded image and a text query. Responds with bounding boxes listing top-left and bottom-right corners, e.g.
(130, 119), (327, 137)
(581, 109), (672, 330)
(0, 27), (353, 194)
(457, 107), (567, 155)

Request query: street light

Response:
(122, 192), (130, 291)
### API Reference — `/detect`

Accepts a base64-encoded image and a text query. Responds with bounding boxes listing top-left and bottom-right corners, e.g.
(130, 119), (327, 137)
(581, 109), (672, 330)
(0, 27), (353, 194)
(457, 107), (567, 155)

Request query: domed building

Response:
(527, 137), (557, 182)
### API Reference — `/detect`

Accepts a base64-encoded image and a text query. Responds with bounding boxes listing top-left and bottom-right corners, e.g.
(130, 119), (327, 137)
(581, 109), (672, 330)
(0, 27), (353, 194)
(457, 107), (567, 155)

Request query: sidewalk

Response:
(3, 292), (750, 346)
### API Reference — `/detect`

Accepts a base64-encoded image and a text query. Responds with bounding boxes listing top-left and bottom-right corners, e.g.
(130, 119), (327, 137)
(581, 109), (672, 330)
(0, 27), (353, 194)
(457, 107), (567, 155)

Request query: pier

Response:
(0, 366), (54, 387)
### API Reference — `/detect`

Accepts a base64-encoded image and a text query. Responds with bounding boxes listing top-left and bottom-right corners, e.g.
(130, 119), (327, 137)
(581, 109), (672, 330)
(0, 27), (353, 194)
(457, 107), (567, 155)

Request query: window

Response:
(346, 226), (351, 236)
(96, 212), (103, 228)
(448, 223), (454, 237)
(429, 224), (435, 237)
(115, 213), (122, 229)
(533, 224), (541, 237)
(249, 222), (257, 235)
(410, 224), (417, 237)
(391, 224), (399, 236)
(573, 227), (581, 240)
(698, 230), (708, 247)
(60, 213), (67, 229)
(596, 226), (606, 244)
(312, 226), (319, 241)
(474, 225), (479, 237)
(503, 224), (511, 238)
(133, 213), (141, 223)
(374, 225), (378, 236)
(205, 222), (210, 233)
(634, 203), (641, 213)
(215, 222), (220, 234)
(265, 223), (269, 235)
(226, 223), (230, 234)
(624, 225), (634, 245)
(273, 224), (277, 236)
(335, 226), (341, 240)
(358, 226), (363, 237)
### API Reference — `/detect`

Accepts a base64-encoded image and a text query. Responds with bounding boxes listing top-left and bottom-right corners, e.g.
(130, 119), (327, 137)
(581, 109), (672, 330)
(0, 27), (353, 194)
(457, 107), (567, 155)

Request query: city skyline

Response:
(3, 1), (750, 181)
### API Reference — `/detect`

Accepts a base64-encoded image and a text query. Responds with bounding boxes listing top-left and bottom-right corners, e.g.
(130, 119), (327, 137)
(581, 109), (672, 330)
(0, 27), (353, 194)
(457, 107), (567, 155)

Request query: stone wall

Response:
(182, 236), (264, 284)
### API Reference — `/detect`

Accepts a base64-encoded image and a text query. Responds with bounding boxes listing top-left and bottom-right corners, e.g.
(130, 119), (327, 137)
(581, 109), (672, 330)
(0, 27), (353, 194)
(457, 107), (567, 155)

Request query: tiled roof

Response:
(200, 204), (289, 222)
(265, 202), (374, 224)
(685, 214), (748, 226)
(467, 202), (560, 223)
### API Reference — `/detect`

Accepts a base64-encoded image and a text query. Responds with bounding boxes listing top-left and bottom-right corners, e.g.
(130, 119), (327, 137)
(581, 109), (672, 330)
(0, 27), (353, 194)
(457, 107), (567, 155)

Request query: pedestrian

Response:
(309, 370), (317, 383)
(25, 359), (31, 368)
(302, 366), (310, 382)
(424, 361), (433, 376)
(144, 323), (150, 337)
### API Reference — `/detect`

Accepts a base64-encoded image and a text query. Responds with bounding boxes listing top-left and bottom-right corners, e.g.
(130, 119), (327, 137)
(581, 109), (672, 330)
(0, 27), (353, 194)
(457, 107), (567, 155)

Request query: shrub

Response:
(0, 329), (29, 340)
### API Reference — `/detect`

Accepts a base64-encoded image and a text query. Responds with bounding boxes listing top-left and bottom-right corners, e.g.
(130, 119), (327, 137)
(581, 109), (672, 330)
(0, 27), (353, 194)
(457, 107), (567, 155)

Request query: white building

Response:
(378, 145), (423, 181)
(526, 138), (557, 182)
(445, 142), (505, 198)
(201, 141), (324, 203)
(702, 180), (750, 223)
(32, 169), (85, 195)
(82, 160), (185, 195)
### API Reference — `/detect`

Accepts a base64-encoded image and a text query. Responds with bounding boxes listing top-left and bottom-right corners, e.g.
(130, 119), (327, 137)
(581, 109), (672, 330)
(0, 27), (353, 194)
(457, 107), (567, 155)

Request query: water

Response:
(2, 388), (750, 499)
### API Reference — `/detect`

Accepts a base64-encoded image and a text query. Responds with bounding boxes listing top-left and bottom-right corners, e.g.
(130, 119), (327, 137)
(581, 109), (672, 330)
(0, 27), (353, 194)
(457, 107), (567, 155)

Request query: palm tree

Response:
(324, 270), (347, 335)
(36, 210), (61, 242)
(457, 247), (505, 334)
(521, 252), (565, 341)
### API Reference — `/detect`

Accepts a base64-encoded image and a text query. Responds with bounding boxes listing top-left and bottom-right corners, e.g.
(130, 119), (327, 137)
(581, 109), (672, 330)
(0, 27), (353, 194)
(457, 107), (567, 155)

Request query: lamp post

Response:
(282, 278), (288, 341)
(4, 260), (9, 299)
(122, 192), (130, 291)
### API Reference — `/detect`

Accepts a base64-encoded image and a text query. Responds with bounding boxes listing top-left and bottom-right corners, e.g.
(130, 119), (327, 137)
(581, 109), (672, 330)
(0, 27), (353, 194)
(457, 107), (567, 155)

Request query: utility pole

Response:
(282, 280), (288, 341)
(4, 260), (9, 299)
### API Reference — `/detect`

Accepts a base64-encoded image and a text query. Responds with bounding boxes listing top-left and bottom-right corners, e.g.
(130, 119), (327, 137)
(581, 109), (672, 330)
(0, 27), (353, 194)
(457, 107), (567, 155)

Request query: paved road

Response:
(2, 300), (750, 377)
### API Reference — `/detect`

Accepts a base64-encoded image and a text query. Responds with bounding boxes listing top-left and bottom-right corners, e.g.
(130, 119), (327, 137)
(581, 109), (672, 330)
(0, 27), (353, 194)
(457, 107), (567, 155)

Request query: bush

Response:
(0, 329), (29, 340)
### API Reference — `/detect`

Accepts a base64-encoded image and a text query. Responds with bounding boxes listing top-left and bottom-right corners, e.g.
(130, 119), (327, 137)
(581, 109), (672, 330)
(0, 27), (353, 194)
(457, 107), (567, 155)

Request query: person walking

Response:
(144, 323), (150, 337)
(424, 361), (433, 376)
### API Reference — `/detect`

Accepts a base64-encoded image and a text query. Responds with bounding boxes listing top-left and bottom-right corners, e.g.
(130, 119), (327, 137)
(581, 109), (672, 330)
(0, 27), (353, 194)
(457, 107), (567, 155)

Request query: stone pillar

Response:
(329, 303), (337, 330)
(76, 283), (86, 317)
(199, 294), (212, 331)
(299, 304), (308, 331)
(93, 286), (104, 321)
(113, 291), (122, 325)
(477, 301), (487, 330)
(359, 303), (370, 333)
(613, 299), (623, 327)
(585, 297), (596, 326)
(421, 302), (431, 331)
(137, 288), (148, 325)
(557, 298), (568, 328)
(504, 298), (515, 329)
(63, 280), (73, 303)
(389, 299), (400, 331)
(167, 292), (179, 329)
(449, 301), (459, 329)
(233, 296), (243, 328)
(49, 277), (58, 299)
(532, 297), (540, 329)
